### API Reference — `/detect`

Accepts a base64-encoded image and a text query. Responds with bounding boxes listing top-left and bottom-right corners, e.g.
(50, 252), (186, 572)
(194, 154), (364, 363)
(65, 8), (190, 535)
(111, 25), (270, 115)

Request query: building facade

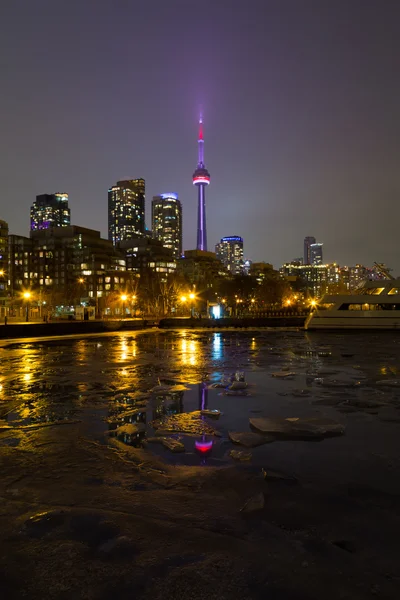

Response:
(108, 179), (145, 245)
(119, 236), (176, 276)
(0, 220), (9, 291)
(8, 226), (127, 314)
(215, 236), (244, 275)
(0, 220), (9, 315)
(152, 193), (182, 258)
(310, 242), (323, 265)
(303, 236), (316, 265)
(280, 262), (329, 298)
(30, 194), (70, 231)
(177, 250), (228, 286)
(8, 234), (33, 297)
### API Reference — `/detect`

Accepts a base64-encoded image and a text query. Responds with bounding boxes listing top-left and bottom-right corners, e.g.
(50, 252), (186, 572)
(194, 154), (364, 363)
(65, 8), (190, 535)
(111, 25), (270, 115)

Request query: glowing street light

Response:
(310, 299), (317, 307)
(120, 294), (128, 319)
(189, 292), (195, 300)
(180, 295), (187, 303)
(22, 291), (31, 322)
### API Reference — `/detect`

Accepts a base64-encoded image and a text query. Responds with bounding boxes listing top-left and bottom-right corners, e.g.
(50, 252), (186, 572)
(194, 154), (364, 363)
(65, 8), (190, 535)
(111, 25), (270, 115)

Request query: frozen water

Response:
(0, 329), (400, 490)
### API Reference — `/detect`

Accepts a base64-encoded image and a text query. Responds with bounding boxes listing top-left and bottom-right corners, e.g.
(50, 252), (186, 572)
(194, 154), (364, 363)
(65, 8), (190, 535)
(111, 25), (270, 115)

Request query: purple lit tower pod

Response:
(192, 116), (210, 251)
(195, 383), (213, 462)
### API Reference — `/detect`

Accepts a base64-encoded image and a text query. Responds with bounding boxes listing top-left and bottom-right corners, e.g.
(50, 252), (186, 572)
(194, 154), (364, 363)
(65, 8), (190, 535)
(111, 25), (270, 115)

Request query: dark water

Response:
(1, 329), (400, 490)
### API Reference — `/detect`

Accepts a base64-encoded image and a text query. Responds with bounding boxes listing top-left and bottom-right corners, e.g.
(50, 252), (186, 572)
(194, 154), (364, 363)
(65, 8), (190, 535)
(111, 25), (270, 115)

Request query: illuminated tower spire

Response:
(192, 115), (210, 251)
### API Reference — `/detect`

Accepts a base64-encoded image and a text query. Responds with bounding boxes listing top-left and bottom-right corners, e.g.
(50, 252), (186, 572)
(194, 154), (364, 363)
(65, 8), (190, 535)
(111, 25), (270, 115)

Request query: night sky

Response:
(1, 0), (400, 272)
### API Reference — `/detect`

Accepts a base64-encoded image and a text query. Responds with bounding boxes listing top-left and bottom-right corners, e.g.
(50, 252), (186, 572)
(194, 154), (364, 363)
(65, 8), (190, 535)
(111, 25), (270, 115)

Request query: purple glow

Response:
(197, 184), (207, 251)
(199, 382), (207, 410)
(194, 116), (210, 251)
(195, 439), (213, 453)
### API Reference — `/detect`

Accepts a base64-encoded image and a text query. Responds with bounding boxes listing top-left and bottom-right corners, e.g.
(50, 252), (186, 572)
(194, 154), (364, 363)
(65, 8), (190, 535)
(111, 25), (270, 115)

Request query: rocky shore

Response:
(1, 420), (399, 600)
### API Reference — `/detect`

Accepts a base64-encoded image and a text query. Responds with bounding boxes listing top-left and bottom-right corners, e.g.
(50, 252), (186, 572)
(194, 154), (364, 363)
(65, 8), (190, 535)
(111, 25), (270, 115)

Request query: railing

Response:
(239, 311), (309, 318)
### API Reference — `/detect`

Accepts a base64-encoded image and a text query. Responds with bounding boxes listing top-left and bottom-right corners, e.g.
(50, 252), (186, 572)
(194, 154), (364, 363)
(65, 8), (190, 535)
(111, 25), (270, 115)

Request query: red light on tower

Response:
(195, 439), (213, 454)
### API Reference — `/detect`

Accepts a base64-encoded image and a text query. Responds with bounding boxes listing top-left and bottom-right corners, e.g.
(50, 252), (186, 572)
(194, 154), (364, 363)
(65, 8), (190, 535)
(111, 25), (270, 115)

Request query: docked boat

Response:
(305, 279), (400, 330)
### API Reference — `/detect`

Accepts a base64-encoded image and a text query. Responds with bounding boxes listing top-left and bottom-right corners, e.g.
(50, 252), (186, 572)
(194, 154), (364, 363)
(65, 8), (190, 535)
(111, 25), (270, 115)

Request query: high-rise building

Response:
(310, 242), (323, 265)
(192, 116), (210, 251)
(30, 193), (70, 231)
(303, 236), (316, 265)
(243, 259), (252, 275)
(215, 236), (244, 275)
(108, 179), (145, 245)
(8, 234), (33, 296)
(0, 220), (9, 299)
(152, 193), (182, 258)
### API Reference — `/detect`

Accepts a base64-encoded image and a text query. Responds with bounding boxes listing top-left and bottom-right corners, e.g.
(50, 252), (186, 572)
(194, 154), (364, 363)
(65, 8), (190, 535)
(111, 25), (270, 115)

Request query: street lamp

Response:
(120, 294), (128, 318)
(131, 294), (137, 317)
(189, 292), (196, 317)
(23, 291), (31, 322)
(180, 295), (187, 316)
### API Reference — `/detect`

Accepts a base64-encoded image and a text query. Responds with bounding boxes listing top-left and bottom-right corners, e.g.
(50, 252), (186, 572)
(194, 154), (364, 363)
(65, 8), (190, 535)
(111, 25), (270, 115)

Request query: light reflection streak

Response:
(180, 338), (198, 366)
(76, 340), (87, 363)
(119, 337), (128, 361)
(212, 333), (222, 360)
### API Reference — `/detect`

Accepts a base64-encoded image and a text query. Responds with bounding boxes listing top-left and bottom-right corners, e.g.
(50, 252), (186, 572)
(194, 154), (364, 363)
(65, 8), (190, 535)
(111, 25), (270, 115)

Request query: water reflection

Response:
(107, 393), (148, 447)
(75, 340), (88, 363)
(212, 333), (222, 360)
(180, 336), (198, 366)
(1, 329), (397, 465)
(152, 390), (184, 420)
(195, 382), (213, 463)
(120, 338), (128, 361)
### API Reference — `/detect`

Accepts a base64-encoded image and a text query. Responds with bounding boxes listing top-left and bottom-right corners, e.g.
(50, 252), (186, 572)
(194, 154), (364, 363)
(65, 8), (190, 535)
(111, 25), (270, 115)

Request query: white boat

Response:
(305, 279), (400, 330)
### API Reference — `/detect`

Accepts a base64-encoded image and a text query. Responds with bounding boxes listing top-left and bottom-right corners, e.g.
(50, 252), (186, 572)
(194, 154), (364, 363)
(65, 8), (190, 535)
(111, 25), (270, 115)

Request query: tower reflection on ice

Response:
(195, 382), (213, 460)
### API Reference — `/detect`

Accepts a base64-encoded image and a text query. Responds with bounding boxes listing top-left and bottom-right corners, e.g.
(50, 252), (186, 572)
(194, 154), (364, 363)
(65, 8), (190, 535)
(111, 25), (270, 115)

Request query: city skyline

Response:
(1, 1), (400, 271)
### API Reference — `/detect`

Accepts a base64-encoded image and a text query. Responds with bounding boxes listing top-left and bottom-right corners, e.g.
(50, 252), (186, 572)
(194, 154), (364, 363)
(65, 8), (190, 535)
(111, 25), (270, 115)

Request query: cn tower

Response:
(192, 116), (210, 251)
